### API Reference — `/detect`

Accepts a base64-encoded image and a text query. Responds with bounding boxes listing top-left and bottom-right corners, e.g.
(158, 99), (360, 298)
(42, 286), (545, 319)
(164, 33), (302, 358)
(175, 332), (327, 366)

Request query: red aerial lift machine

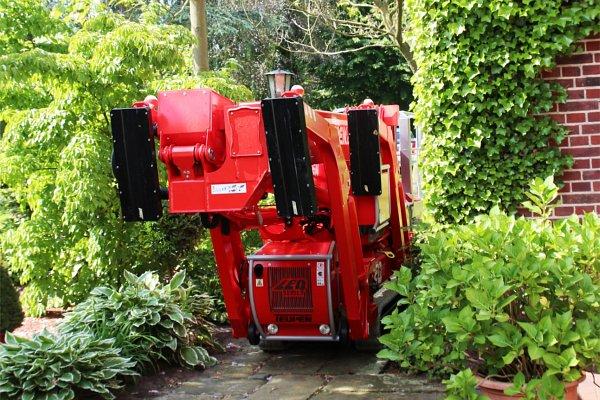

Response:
(111, 80), (412, 349)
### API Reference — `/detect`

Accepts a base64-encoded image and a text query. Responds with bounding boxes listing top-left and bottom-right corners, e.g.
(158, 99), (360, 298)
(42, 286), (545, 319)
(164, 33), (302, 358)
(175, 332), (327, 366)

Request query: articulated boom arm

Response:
(111, 87), (411, 344)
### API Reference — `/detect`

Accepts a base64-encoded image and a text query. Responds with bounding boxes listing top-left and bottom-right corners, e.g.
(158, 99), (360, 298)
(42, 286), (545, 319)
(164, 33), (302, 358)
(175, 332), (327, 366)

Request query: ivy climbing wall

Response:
(542, 34), (600, 217)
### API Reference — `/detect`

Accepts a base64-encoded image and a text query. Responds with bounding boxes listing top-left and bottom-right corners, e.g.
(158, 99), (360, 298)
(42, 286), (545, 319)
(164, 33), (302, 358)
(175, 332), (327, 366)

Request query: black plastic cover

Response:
(348, 109), (382, 195)
(110, 107), (162, 222)
(261, 97), (316, 219)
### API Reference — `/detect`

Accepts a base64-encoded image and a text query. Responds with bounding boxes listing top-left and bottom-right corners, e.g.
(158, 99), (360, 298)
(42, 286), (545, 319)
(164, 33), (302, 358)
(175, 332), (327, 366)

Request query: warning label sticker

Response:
(211, 183), (247, 195)
(316, 262), (325, 286)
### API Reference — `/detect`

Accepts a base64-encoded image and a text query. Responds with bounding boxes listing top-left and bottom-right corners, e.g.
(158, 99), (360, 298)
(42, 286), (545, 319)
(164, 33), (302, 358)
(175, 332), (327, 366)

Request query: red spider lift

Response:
(110, 84), (412, 349)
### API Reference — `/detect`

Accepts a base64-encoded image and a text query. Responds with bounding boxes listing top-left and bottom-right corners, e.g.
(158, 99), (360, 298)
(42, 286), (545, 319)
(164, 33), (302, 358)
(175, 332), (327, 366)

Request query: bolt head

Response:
(319, 324), (331, 335)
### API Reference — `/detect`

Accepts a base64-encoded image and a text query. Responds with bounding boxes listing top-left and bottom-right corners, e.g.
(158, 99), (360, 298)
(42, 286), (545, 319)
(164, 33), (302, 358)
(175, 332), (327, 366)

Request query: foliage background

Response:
(0, 0), (414, 316)
(0, 0), (251, 315)
(407, 0), (600, 223)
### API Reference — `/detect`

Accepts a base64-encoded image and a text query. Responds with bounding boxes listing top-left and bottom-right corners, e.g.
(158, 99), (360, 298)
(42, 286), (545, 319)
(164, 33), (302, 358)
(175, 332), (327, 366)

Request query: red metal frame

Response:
(135, 88), (411, 342)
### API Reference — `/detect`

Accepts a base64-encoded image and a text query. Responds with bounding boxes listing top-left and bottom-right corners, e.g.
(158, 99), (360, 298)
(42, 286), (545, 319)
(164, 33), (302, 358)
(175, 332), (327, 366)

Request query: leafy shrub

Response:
(0, 331), (137, 400)
(380, 179), (600, 397)
(60, 270), (216, 372)
(407, 0), (600, 222)
(0, 266), (23, 333)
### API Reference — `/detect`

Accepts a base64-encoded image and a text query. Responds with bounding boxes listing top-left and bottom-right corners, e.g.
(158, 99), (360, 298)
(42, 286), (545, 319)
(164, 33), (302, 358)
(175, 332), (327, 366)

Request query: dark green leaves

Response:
(408, 0), (599, 223)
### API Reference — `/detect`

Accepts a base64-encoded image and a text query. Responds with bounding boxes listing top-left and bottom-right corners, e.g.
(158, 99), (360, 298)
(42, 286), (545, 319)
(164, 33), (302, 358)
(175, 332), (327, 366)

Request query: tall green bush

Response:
(407, 0), (600, 223)
(0, 266), (24, 333)
(0, 1), (252, 315)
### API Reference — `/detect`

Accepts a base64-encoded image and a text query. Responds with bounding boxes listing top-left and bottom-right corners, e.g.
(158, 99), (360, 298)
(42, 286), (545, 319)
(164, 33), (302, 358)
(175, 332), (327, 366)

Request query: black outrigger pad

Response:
(348, 109), (382, 196)
(110, 107), (162, 222)
(261, 97), (316, 219)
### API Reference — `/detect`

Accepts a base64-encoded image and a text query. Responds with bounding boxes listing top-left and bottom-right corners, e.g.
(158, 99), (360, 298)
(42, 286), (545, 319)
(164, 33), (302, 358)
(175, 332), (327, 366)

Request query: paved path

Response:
(149, 334), (444, 400)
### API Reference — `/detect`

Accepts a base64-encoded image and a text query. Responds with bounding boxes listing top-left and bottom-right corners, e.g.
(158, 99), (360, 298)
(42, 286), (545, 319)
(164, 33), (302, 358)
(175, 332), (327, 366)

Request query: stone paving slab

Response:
(173, 377), (265, 398)
(257, 350), (335, 376)
(247, 375), (325, 400)
(317, 351), (386, 375)
(311, 391), (443, 400)
(318, 374), (444, 396)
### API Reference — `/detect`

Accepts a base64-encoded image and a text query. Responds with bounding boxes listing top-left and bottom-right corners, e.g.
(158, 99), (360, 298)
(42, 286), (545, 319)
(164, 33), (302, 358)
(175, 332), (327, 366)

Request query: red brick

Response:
(591, 134), (600, 144)
(557, 54), (593, 64)
(560, 170), (582, 180)
(562, 66), (581, 77)
(549, 113), (566, 123)
(588, 34), (600, 40)
(586, 40), (600, 51)
(550, 78), (575, 88)
(575, 205), (595, 215)
(594, 181), (600, 191)
(596, 53), (600, 63)
(592, 158), (600, 168)
(587, 89), (600, 99)
(569, 135), (589, 146)
(568, 89), (585, 100)
(577, 77), (600, 87)
(558, 101), (599, 112)
(562, 193), (600, 204)
(565, 125), (580, 135)
(572, 181), (592, 191)
(572, 159), (591, 169)
(582, 65), (600, 75)
(583, 170), (600, 180)
(562, 146), (599, 157)
(559, 182), (571, 193)
(566, 113), (586, 123)
(554, 206), (575, 217)
(583, 125), (600, 134)
(541, 68), (560, 78)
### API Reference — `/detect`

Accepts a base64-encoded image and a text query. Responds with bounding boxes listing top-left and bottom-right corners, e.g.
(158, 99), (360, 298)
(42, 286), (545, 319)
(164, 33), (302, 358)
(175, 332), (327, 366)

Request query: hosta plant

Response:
(60, 270), (217, 372)
(380, 178), (600, 398)
(0, 330), (136, 400)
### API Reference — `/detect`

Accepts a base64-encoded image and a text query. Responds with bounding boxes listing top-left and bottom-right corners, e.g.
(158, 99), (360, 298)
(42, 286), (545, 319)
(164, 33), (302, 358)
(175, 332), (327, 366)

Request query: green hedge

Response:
(407, 0), (600, 223)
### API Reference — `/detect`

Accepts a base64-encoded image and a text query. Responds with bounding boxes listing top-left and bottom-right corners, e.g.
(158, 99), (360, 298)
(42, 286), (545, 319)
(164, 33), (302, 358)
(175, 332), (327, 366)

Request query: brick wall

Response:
(541, 34), (600, 217)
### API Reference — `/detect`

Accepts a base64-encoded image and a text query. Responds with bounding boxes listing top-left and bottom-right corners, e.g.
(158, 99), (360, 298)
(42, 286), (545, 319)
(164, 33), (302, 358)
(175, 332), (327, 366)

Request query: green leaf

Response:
(180, 346), (199, 366)
(502, 351), (517, 365)
(169, 270), (186, 290)
(527, 344), (544, 360)
(488, 333), (511, 348)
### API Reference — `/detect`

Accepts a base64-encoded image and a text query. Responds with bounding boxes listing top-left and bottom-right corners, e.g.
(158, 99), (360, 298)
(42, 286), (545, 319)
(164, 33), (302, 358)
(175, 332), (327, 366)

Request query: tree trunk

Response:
(190, 0), (209, 73)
